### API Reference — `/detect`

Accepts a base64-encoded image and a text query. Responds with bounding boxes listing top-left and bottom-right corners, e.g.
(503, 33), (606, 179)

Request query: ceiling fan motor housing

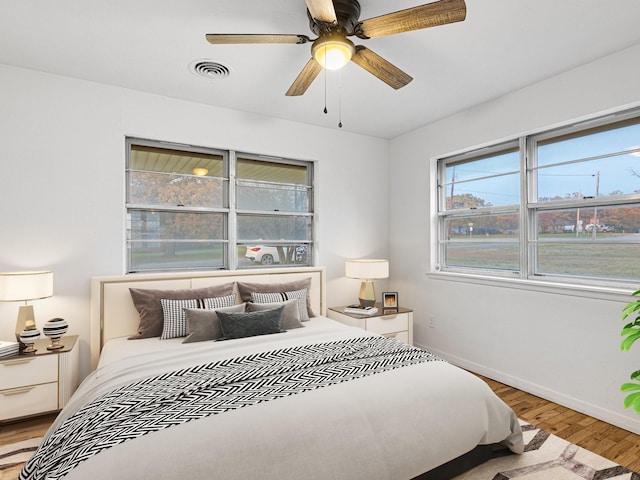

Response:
(308, 0), (361, 36)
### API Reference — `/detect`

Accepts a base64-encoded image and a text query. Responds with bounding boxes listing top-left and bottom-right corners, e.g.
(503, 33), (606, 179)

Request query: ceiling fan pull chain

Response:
(323, 48), (328, 114)
(338, 70), (343, 128)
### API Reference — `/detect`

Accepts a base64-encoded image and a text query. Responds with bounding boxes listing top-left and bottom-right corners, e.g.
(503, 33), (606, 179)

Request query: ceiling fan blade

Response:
(305, 0), (337, 24)
(351, 46), (413, 90)
(206, 34), (311, 45)
(357, 0), (466, 39)
(285, 58), (323, 96)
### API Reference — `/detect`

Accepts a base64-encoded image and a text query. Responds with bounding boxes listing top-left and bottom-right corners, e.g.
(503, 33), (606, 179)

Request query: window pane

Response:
(240, 244), (310, 267)
(131, 145), (224, 176)
(537, 243), (640, 280)
(128, 210), (225, 271)
(237, 214), (311, 241)
(129, 171), (224, 208)
(534, 206), (640, 279)
(237, 181), (310, 212)
(445, 149), (520, 209)
(443, 214), (520, 271)
(536, 205), (640, 235)
(130, 241), (225, 271)
(444, 242), (519, 270)
(536, 118), (640, 202)
(537, 119), (640, 167)
(445, 214), (519, 238)
(129, 211), (225, 240)
(236, 158), (310, 212)
(129, 144), (225, 208)
(237, 158), (307, 184)
(535, 154), (640, 202)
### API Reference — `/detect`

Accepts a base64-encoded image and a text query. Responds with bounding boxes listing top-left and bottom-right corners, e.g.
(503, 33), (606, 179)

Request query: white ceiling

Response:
(2, 0), (640, 139)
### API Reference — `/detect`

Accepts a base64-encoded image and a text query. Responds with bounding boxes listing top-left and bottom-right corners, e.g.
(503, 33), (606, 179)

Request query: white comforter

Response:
(28, 317), (523, 480)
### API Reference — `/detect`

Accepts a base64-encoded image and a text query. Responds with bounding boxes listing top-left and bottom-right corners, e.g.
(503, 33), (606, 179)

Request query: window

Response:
(236, 155), (313, 267)
(126, 139), (314, 272)
(436, 109), (640, 286)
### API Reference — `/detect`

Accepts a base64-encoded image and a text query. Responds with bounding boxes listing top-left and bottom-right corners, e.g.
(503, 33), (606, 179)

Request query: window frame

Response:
(433, 108), (640, 293)
(126, 138), (315, 273)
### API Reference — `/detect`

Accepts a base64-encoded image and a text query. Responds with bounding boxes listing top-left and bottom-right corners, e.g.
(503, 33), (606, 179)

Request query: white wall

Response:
(0, 64), (390, 379)
(389, 43), (640, 434)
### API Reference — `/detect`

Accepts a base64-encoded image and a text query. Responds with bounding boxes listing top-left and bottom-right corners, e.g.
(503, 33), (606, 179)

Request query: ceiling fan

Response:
(205, 0), (466, 96)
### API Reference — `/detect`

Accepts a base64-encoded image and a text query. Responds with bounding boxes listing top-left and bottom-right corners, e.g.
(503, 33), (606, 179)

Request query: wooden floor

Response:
(1, 378), (639, 477)
(0, 412), (57, 480)
(479, 375), (640, 473)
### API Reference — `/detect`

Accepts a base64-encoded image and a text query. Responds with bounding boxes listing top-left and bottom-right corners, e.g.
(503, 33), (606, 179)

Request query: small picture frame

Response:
(382, 292), (398, 310)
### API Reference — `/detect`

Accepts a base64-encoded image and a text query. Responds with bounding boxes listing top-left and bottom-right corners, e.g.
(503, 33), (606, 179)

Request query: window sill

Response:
(427, 270), (635, 302)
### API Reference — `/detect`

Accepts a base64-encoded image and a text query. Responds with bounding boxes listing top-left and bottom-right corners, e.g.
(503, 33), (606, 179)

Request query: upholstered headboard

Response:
(90, 267), (326, 370)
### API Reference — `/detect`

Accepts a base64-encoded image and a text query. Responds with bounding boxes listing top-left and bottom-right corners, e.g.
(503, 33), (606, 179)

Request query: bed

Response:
(20, 267), (523, 480)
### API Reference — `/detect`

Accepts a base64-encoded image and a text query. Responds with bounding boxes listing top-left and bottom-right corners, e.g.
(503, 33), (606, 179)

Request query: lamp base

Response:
(47, 338), (64, 350)
(358, 280), (376, 308)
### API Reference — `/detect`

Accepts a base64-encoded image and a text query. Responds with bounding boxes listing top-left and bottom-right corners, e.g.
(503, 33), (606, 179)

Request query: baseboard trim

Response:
(418, 342), (640, 436)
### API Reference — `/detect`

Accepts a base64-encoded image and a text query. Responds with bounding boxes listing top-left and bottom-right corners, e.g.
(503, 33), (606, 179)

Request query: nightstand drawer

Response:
(367, 313), (409, 335)
(0, 382), (58, 420)
(382, 331), (409, 343)
(0, 354), (58, 390)
(328, 307), (413, 346)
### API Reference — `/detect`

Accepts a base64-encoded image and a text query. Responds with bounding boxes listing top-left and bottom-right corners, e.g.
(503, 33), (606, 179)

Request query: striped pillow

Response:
(160, 294), (236, 340)
(251, 288), (309, 322)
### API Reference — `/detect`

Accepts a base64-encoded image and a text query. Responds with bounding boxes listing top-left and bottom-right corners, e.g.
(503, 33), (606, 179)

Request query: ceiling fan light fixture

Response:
(312, 34), (355, 70)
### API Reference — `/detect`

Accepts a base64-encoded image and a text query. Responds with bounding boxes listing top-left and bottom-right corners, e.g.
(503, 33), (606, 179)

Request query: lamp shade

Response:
(345, 259), (389, 280)
(0, 271), (53, 302)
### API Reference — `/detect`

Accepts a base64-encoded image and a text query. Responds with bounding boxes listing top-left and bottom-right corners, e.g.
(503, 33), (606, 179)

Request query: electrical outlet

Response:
(428, 316), (435, 328)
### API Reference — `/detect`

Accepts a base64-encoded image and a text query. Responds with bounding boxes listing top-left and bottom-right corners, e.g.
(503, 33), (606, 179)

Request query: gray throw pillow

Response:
(182, 303), (246, 343)
(217, 306), (285, 340)
(128, 283), (235, 339)
(236, 278), (315, 318)
(247, 298), (304, 330)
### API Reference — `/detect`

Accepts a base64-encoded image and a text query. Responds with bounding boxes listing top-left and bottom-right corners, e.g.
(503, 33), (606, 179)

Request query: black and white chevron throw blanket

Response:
(21, 336), (442, 480)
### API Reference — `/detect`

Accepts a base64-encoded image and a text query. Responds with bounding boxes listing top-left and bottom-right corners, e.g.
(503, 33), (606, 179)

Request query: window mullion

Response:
(523, 136), (533, 279)
(228, 150), (237, 270)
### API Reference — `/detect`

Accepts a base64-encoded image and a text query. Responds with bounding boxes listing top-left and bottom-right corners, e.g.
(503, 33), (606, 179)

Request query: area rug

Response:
(0, 437), (42, 480)
(454, 422), (640, 479)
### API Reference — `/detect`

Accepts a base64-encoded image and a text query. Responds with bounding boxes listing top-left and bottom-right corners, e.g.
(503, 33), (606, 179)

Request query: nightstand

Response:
(328, 305), (413, 345)
(0, 335), (79, 422)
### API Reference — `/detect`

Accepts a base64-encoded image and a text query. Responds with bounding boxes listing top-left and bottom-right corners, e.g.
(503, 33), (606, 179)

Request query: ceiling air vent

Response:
(190, 60), (230, 80)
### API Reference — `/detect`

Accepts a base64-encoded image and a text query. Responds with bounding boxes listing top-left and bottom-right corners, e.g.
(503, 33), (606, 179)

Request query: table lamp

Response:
(345, 259), (389, 307)
(0, 271), (53, 351)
